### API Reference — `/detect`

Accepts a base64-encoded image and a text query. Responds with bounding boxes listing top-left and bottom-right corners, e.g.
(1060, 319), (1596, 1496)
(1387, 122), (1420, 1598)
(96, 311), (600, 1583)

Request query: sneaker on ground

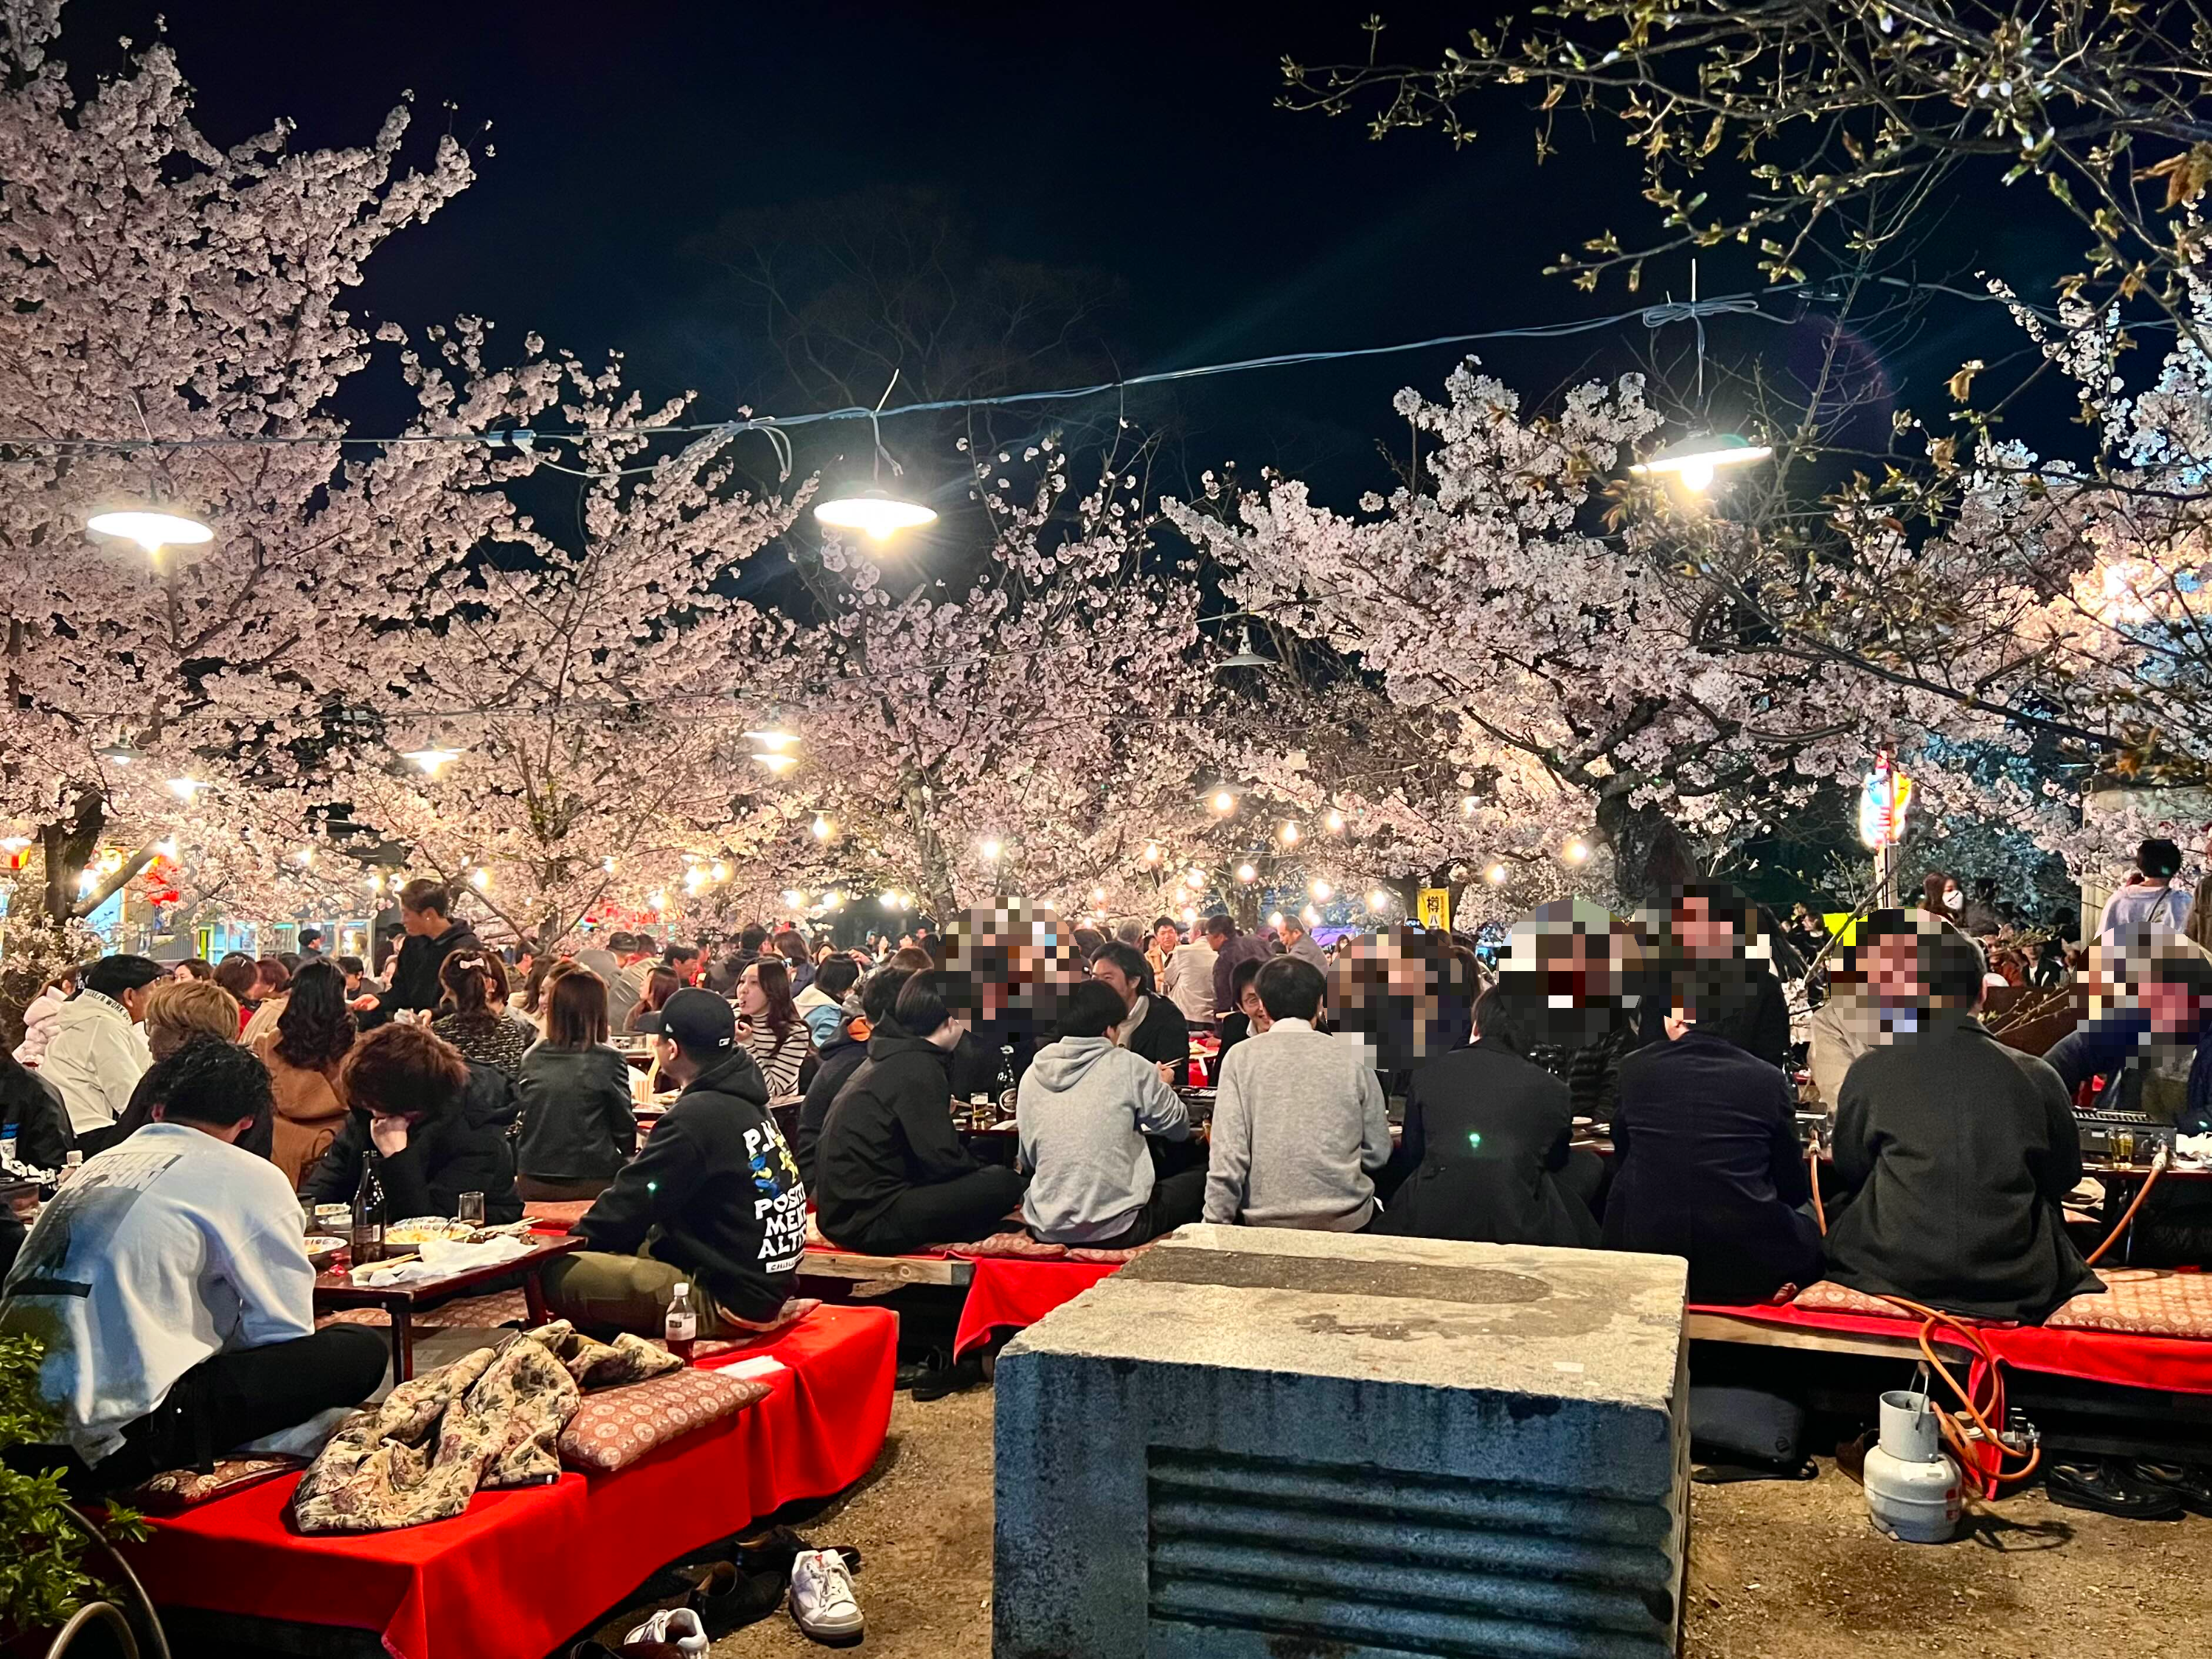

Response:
(790, 1548), (865, 1644)
(620, 1605), (709, 1658)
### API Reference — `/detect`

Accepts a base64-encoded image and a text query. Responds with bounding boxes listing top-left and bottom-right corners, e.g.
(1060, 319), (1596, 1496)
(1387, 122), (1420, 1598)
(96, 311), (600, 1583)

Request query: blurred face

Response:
(1864, 933), (1923, 1005)
(1089, 957), (1138, 1009)
(120, 983), (156, 1022)
(171, 962), (195, 982)
(1674, 897), (1735, 959)
(1155, 924), (1180, 953)
(2141, 977), (2207, 1037)
(737, 964), (767, 1017)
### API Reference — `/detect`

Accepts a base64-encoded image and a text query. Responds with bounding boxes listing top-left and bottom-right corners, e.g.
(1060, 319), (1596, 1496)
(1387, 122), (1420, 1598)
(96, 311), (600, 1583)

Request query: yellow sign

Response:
(1417, 888), (1451, 931)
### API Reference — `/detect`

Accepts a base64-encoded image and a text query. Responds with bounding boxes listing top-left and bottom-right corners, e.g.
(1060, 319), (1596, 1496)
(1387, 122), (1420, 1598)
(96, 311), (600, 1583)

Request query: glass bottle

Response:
(350, 1156), (386, 1264)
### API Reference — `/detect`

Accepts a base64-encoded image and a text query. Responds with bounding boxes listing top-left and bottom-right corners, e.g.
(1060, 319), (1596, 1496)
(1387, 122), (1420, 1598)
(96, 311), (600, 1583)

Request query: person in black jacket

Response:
(514, 967), (636, 1200)
(1088, 942), (1192, 1075)
(1604, 981), (1823, 1306)
(1823, 928), (2098, 1323)
(1374, 986), (1600, 1248)
(1637, 883), (1792, 1073)
(353, 878), (479, 1027)
(302, 1024), (522, 1223)
(0, 1048), (72, 1171)
(795, 964), (914, 1188)
(815, 970), (1027, 1254)
(543, 990), (804, 1333)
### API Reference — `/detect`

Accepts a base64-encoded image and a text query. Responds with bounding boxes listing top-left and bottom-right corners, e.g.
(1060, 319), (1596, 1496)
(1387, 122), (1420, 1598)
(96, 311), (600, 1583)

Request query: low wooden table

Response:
(313, 1234), (585, 1382)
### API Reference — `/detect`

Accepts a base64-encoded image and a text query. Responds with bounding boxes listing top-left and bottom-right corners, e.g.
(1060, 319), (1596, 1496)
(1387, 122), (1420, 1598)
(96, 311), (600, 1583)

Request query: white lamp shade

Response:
(88, 507), (214, 552)
(814, 490), (936, 540)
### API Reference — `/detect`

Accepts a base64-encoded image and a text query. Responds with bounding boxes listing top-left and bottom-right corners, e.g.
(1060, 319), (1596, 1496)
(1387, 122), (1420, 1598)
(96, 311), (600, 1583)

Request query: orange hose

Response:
(1809, 1141), (1826, 1235)
(2084, 1152), (2166, 1268)
(1876, 1294), (2042, 1493)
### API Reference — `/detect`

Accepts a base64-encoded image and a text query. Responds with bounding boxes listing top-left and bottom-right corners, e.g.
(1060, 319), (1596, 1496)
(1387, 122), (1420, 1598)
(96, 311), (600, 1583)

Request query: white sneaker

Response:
(622, 1605), (707, 1656)
(790, 1548), (864, 1644)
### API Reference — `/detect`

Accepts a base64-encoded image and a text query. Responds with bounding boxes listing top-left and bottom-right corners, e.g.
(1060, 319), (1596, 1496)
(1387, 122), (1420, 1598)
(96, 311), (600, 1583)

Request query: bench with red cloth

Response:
(1686, 1270), (2212, 1397)
(122, 1303), (897, 1659)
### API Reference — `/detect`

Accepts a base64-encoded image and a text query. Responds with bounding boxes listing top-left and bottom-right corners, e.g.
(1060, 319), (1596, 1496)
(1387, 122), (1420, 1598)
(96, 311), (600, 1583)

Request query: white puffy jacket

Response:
(12, 989), (66, 1067)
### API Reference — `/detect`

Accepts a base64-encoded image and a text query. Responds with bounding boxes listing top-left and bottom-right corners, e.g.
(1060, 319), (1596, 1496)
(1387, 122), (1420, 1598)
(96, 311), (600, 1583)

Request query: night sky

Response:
(50, 1), (2081, 512)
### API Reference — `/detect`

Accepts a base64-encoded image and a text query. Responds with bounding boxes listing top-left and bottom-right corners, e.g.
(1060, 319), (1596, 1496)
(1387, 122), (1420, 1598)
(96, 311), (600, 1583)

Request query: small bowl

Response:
(304, 1235), (348, 1270)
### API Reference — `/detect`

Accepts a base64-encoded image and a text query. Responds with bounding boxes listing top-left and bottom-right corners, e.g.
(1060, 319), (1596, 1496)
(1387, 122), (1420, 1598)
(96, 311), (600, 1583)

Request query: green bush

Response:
(0, 1332), (145, 1638)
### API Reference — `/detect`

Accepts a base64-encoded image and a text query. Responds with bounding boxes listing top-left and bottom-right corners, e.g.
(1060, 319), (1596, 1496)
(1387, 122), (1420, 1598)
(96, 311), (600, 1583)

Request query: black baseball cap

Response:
(659, 987), (737, 1054)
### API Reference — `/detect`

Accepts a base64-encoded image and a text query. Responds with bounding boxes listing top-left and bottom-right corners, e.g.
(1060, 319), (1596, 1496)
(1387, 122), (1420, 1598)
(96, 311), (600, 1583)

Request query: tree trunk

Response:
(1596, 787), (1703, 908)
(39, 786), (106, 928)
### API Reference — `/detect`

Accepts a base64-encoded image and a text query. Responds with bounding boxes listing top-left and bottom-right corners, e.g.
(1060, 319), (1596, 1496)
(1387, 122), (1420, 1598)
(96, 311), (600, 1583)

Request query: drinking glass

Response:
(458, 1191), (487, 1227)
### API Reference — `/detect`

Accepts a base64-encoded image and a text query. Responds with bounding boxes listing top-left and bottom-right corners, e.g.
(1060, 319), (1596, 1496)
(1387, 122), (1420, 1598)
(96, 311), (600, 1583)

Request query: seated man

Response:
(1087, 941), (1192, 1075)
(1017, 980), (1200, 1248)
(1374, 985), (1599, 1248)
(302, 1024), (523, 1223)
(1604, 981), (1823, 1305)
(1823, 928), (2098, 1323)
(814, 971), (1028, 1255)
(0, 1040), (386, 1490)
(1203, 958), (1390, 1231)
(543, 990), (807, 1336)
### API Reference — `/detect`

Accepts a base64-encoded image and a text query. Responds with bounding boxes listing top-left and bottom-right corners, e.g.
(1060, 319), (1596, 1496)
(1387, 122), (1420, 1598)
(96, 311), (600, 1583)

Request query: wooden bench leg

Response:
(524, 1265), (550, 1328)
(391, 1310), (414, 1383)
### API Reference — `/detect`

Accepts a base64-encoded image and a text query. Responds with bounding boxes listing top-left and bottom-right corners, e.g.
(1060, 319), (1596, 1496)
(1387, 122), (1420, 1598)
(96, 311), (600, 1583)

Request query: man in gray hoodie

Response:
(1205, 956), (1391, 1231)
(1015, 982), (1201, 1248)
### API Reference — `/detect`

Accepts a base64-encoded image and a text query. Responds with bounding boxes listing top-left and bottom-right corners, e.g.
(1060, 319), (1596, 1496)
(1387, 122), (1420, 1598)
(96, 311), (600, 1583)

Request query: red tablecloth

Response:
(1688, 1299), (2212, 1396)
(952, 1257), (1121, 1358)
(125, 1303), (897, 1659)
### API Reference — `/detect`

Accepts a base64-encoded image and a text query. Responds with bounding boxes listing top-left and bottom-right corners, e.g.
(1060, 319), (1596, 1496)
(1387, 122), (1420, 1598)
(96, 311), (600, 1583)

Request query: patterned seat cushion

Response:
(2047, 1269), (2212, 1338)
(1791, 1281), (1916, 1319)
(557, 1369), (771, 1473)
(946, 1232), (1068, 1260)
(313, 1287), (531, 1334)
(126, 1456), (304, 1513)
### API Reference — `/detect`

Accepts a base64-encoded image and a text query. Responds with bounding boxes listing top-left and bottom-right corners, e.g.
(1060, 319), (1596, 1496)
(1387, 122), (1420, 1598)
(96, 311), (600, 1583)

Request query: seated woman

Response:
(114, 978), (265, 1161)
(251, 960), (355, 1188)
(814, 971), (1026, 1255)
(737, 956), (813, 1103)
(515, 967), (637, 1201)
(302, 1023), (523, 1223)
(1824, 928), (2098, 1322)
(627, 965), (682, 1035)
(430, 950), (529, 1077)
(1604, 982), (1823, 1306)
(1374, 986), (1599, 1248)
(0, 1040), (386, 1491)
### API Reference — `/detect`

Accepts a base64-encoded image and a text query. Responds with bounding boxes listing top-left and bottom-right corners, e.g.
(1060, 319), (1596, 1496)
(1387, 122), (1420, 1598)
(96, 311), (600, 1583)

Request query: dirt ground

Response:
(592, 1380), (2212, 1659)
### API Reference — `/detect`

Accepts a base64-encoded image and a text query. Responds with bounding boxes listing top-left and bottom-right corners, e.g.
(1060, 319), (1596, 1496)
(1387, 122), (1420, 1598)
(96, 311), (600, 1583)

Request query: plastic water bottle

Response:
(664, 1282), (697, 1361)
(57, 1149), (82, 1188)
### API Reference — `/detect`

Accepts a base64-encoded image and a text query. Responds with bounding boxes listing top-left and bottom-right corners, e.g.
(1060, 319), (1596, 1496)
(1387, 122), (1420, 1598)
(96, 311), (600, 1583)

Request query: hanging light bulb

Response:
(469, 868), (490, 891)
(1325, 810), (1345, 833)
(402, 747), (460, 775)
(1630, 432), (1770, 495)
(1184, 869), (1206, 891)
(153, 837), (178, 860)
(1301, 905), (1321, 926)
(602, 856), (617, 872)
(1563, 838), (1592, 866)
(812, 814), (832, 841)
(743, 729), (799, 752)
(1093, 886), (1107, 902)
(752, 752), (799, 775)
(1267, 911), (1285, 929)
(814, 488), (937, 541)
(1461, 795), (1479, 816)
(979, 838), (1003, 862)
(1181, 904), (1199, 924)
(1237, 863), (1257, 883)
(1143, 844), (1162, 865)
(648, 888), (667, 911)
(1211, 790), (1236, 815)
(368, 872), (385, 893)
(94, 742), (145, 766)
(87, 505), (214, 560)
(711, 860), (728, 881)
(1368, 889), (1391, 911)
(292, 847), (314, 867)
(782, 888), (804, 908)
(1310, 878), (1333, 901)
(167, 776), (207, 801)
(824, 889), (842, 908)
(1279, 822), (1300, 846)
(1486, 863), (1509, 885)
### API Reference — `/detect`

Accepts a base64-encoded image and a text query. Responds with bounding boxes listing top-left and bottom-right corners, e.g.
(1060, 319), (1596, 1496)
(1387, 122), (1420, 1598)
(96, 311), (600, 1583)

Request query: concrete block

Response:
(993, 1225), (1688, 1659)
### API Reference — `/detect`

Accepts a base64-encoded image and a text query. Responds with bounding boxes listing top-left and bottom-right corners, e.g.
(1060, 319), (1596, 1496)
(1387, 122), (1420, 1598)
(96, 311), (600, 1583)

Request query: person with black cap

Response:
(540, 988), (807, 1337)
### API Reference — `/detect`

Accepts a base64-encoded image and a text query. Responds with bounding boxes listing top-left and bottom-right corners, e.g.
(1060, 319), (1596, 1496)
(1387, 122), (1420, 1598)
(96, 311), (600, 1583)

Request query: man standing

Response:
(1, 1042), (387, 1489)
(1145, 918), (1182, 985)
(604, 933), (654, 1037)
(1204, 958), (1391, 1231)
(357, 880), (478, 1024)
(545, 989), (804, 1336)
(1204, 914), (1271, 1024)
(1278, 914), (1329, 972)
(296, 928), (325, 960)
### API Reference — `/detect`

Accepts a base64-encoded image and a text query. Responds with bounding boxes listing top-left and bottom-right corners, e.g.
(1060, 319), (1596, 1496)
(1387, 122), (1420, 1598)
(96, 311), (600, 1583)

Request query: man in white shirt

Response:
(1, 1040), (386, 1489)
(40, 954), (164, 1155)
(2099, 838), (2193, 940)
(1204, 956), (1391, 1231)
(1161, 933), (1220, 1026)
